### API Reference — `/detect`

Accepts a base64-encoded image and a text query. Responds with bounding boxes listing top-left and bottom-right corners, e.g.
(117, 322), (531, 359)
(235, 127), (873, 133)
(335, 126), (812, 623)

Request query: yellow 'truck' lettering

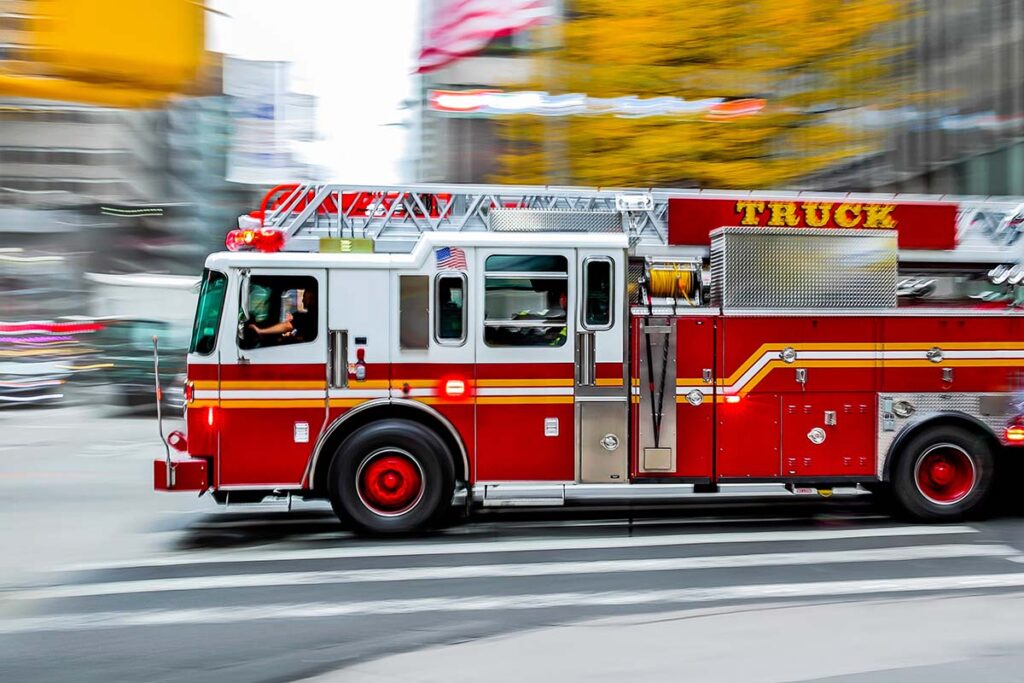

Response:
(735, 201), (765, 225)
(864, 204), (897, 228)
(767, 202), (800, 227)
(835, 203), (863, 228)
(802, 202), (832, 227)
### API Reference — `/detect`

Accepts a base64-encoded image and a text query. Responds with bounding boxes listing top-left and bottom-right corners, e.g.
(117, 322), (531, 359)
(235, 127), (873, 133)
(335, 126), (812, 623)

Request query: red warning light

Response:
(1006, 417), (1024, 443)
(226, 227), (285, 253)
(439, 376), (471, 400)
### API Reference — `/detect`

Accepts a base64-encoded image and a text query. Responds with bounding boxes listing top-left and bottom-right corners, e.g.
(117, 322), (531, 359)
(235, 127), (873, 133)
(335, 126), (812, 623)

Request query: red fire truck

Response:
(155, 184), (1024, 534)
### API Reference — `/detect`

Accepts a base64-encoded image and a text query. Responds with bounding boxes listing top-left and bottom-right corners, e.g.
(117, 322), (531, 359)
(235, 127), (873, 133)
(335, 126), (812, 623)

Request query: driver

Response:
(250, 289), (317, 344)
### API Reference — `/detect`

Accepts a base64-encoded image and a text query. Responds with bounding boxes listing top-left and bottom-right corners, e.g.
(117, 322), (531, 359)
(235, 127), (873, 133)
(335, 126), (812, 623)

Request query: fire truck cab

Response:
(156, 184), (1024, 534)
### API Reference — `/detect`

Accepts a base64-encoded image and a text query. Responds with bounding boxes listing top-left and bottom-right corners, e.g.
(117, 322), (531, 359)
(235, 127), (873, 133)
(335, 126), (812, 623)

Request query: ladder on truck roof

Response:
(254, 182), (1024, 264)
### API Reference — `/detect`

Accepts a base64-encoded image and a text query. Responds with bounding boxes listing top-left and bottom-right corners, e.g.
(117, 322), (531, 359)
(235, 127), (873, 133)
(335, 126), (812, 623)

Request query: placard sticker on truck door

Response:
(294, 422), (310, 443)
(544, 418), (559, 437)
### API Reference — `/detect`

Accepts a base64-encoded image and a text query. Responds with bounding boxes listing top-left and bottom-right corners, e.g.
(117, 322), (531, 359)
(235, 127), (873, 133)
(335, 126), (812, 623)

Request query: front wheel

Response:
(327, 419), (454, 535)
(892, 425), (995, 521)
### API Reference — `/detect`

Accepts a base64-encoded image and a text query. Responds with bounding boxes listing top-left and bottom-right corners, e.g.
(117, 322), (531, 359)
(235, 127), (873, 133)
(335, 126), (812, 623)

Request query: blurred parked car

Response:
(87, 318), (189, 414)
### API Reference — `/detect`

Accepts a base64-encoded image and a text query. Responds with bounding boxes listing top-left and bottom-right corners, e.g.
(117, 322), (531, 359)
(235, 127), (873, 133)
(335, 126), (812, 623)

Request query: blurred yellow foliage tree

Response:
(495, 0), (906, 188)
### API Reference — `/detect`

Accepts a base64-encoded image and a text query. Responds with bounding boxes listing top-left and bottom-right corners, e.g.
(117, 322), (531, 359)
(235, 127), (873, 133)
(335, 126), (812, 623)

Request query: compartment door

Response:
(632, 315), (716, 480)
(781, 394), (875, 477)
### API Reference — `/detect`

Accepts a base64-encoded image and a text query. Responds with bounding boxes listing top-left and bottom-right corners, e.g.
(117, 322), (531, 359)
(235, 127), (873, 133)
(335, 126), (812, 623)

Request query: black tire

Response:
(891, 425), (995, 521)
(327, 419), (454, 535)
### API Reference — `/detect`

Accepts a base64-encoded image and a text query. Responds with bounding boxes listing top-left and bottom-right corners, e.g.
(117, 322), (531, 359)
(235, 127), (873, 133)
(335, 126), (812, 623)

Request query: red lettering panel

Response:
(668, 197), (956, 250)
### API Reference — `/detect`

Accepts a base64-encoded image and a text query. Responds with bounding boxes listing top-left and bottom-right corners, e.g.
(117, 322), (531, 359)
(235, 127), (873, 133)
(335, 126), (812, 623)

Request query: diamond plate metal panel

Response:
(628, 258), (646, 304)
(710, 227), (897, 309)
(490, 209), (623, 233)
(876, 392), (1015, 478)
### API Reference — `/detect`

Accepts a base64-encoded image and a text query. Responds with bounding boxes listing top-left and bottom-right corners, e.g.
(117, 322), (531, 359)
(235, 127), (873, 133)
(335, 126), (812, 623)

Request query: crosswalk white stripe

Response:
(61, 525), (977, 572)
(20, 544), (1016, 601)
(6, 571), (1024, 634)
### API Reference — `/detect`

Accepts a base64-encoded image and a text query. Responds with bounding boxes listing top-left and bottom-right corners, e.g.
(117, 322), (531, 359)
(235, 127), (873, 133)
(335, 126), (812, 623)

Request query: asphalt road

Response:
(4, 405), (1024, 682)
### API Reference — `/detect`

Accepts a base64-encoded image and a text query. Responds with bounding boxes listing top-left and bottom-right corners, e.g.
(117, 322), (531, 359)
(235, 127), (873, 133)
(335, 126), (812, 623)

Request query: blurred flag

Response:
(436, 247), (468, 270)
(418, 0), (553, 73)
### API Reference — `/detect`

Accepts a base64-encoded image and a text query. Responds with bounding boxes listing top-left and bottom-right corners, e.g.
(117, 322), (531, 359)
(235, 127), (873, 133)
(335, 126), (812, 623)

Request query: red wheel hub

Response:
(358, 452), (424, 515)
(915, 445), (975, 505)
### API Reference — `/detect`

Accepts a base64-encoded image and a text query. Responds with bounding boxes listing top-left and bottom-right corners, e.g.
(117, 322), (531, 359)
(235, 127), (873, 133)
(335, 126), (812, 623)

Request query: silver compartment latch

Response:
(795, 368), (807, 386)
(702, 368), (713, 384)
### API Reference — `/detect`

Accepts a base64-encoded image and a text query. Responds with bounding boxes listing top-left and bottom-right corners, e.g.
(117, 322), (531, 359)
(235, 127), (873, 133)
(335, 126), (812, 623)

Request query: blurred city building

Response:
(0, 0), (316, 325)
(416, 0), (1024, 196)
(222, 56), (318, 186)
(415, 0), (551, 182)
(809, 0), (1024, 194)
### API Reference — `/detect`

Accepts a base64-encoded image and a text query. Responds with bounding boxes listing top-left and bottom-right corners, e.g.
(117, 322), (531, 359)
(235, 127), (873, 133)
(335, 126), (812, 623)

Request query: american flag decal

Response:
(436, 246), (467, 270)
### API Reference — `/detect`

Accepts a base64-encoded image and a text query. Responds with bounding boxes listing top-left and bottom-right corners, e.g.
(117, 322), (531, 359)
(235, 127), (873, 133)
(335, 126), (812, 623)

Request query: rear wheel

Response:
(327, 419), (454, 535)
(892, 425), (994, 521)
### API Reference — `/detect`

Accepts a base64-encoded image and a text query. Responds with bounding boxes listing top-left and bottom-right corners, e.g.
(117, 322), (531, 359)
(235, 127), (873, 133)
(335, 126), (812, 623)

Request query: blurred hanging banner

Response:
(418, 0), (553, 73)
(0, 0), (207, 106)
(31, 0), (204, 90)
(428, 89), (766, 120)
(223, 57), (316, 185)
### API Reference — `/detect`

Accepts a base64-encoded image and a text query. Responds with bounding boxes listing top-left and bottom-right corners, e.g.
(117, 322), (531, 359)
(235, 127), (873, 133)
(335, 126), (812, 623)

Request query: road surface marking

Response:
(5, 572), (1024, 634)
(60, 525), (977, 571)
(18, 543), (1015, 601)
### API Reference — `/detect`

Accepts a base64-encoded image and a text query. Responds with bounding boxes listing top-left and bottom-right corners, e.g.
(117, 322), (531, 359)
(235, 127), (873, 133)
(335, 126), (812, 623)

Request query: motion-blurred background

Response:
(2, 0), (1024, 409)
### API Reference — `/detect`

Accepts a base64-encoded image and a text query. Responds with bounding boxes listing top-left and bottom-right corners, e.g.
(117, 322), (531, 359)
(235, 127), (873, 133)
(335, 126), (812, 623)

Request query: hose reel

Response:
(641, 258), (702, 307)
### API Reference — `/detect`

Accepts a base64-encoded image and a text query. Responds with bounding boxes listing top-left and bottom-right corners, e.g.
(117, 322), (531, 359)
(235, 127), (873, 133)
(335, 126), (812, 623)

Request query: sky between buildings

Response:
(208, 0), (419, 184)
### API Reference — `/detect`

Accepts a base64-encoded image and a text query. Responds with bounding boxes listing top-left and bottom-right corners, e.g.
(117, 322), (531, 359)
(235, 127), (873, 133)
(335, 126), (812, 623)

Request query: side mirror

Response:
(237, 270), (254, 352)
(238, 269), (251, 320)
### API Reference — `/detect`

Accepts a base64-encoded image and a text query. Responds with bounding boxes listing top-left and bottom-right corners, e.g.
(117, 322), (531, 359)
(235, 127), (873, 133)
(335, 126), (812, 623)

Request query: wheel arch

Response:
(305, 398), (470, 495)
(882, 411), (1000, 481)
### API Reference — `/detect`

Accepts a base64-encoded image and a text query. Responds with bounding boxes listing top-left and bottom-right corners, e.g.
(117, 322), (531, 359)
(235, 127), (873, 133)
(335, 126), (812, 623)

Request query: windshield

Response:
(189, 269), (228, 355)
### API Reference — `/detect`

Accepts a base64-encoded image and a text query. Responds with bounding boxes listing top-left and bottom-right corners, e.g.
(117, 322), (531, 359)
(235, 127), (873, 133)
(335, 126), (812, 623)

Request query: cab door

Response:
(217, 268), (328, 488)
(474, 249), (576, 481)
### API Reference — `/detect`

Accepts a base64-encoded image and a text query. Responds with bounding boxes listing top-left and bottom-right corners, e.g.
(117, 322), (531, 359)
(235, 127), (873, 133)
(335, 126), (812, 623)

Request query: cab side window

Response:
(435, 273), (467, 345)
(239, 275), (318, 350)
(483, 254), (568, 347)
(582, 258), (613, 330)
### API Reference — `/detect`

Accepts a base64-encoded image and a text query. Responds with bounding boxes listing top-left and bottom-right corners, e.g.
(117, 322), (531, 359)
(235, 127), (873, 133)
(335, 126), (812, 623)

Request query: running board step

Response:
(478, 484), (566, 508)
(482, 498), (567, 508)
(474, 482), (869, 506)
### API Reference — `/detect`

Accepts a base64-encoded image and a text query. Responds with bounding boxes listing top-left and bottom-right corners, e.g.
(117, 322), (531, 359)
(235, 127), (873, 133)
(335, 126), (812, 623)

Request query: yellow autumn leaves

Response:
(494, 0), (907, 188)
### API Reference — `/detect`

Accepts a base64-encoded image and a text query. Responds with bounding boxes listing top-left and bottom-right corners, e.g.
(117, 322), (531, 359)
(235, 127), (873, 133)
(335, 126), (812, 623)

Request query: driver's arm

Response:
(251, 314), (294, 336)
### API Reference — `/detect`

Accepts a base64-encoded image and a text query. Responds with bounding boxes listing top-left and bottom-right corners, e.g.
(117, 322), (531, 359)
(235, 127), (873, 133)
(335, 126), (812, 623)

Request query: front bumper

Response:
(154, 456), (209, 492)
